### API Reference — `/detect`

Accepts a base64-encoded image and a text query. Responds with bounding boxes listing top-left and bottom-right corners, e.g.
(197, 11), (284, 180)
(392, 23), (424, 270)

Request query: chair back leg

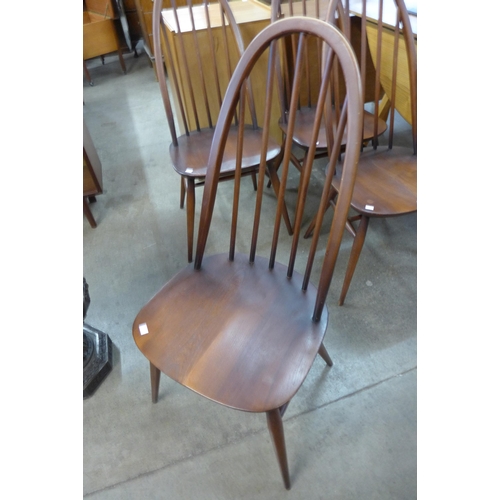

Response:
(339, 215), (370, 305)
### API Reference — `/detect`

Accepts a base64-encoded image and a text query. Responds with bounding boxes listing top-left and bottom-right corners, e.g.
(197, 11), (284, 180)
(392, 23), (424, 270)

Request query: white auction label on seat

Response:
(139, 323), (149, 335)
(365, 205), (374, 211)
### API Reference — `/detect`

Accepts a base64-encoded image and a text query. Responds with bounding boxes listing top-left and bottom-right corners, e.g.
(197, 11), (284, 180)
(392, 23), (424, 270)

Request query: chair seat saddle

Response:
(332, 146), (416, 217)
(170, 126), (282, 178)
(279, 107), (387, 150)
(133, 253), (328, 413)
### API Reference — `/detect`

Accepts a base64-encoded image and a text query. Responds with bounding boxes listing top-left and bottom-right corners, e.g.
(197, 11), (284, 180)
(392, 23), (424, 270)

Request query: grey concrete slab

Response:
(84, 369), (416, 499)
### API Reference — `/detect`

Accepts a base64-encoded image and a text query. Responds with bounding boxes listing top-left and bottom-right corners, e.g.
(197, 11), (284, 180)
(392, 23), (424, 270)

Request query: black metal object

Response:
(84, 278), (113, 399)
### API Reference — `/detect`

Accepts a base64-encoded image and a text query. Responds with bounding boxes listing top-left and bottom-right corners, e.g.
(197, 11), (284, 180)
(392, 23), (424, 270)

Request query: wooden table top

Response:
(162, 0), (271, 33)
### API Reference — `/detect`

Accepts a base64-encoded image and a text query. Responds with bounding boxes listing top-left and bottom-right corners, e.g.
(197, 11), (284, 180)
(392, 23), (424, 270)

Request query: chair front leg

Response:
(150, 362), (160, 403)
(266, 408), (291, 490)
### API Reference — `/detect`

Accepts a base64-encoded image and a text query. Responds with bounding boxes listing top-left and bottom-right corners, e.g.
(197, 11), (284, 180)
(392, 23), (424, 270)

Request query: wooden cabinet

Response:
(84, 0), (122, 59)
(83, 0), (127, 83)
(83, 120), (103, 228)
(134, 0), (203, 59)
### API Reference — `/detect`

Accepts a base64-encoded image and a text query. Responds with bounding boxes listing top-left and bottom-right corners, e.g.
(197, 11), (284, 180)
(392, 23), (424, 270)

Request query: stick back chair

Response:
(305, 0), (417, 305)
(271, 0), (387, 176)
(152, 0), (291, 262)
(133, 15), (363, 489)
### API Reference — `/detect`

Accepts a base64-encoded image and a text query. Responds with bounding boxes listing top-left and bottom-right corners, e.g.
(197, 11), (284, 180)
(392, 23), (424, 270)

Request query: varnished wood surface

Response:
(323, 0), (417, 304)
(161, 0), (280, 141)
(270, 0), (384, 177)
(349, 0), (417, 125)
(279, 108), (385, 149)
(83, 18), (122, 60)
(135, 16), (364, 488)
(83, 0), (124, 60)
(332, 146), (416, 217)
(85, 0), (117, 18)
(153, 0), (287, 263)
(133, 253), (328, 412)
(170, 126), (281, 177)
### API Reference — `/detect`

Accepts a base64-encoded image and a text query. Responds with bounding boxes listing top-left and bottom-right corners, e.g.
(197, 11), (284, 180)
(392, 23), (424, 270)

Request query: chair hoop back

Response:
(194, 17), (363, 321)
(152, 0), (259, 145)
(355, 0), (417, 152)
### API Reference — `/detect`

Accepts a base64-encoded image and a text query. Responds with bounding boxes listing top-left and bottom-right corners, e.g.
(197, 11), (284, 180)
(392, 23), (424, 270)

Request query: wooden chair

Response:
(271, 0), (387, 176)
(305, 0), (417, 305)
(133, 16), (363, 489)
(152, 0), (292, 262)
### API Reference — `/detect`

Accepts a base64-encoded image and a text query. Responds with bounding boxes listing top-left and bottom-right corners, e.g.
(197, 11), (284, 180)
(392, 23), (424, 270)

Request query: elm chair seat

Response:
(170, 126), (282, 178)
(134, 253), (328, 413)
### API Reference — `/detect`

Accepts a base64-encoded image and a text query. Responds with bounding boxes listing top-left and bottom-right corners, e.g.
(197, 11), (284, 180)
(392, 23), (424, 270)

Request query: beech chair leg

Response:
(318, 342), (333, 366)
(186, 178), (195, 263)
(339, 215), (370, 306)
(180, 177), (186, 209)
(150, 362), (160, 403)
(266, 409), (291, 490)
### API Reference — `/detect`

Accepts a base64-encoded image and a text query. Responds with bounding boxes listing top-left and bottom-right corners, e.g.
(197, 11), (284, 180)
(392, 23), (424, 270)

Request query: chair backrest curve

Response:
(194, 17), (363, 322)
(152, 0), (259, 145)
(270, 0), (349, 120)
(394, 0), (417, 152)
(355, 0), (416, 152)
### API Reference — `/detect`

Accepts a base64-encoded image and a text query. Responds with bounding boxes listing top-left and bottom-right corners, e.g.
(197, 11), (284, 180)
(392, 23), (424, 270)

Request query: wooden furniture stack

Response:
(83, 0), (127, 84)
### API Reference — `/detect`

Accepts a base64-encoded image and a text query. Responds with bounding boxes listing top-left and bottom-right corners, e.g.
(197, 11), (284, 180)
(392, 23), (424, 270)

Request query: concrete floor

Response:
(83, 46), (417, 499)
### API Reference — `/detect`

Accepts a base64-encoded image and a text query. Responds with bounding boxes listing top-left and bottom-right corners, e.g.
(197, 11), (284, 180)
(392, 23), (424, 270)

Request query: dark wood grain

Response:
(134, 254), (328, 412)
(134, 13), (364, 489)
